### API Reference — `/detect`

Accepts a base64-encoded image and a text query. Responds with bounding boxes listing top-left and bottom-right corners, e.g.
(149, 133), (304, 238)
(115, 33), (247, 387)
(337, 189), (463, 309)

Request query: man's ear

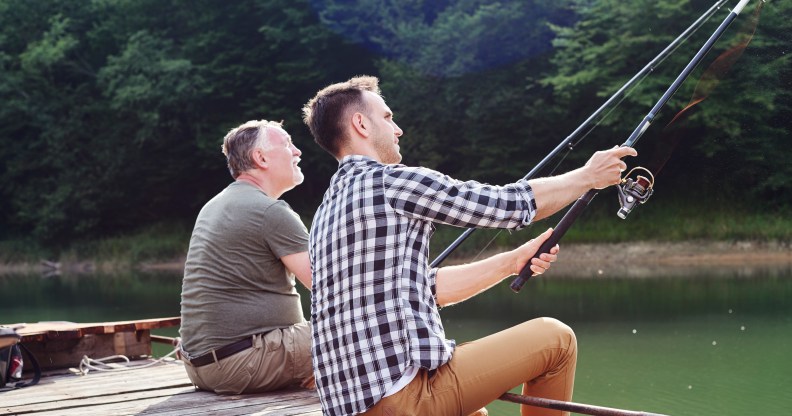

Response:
(351, 112), (369, 138)
(252, 148), (267, 169)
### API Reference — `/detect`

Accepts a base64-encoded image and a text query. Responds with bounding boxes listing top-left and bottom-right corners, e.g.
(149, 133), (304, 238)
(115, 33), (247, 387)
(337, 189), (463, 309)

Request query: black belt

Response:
(189, 333), (265, 368)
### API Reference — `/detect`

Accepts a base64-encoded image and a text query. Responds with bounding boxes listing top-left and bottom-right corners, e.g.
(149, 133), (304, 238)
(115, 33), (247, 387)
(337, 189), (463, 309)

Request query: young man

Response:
(302, 76), (637, 415)
(179, 120), (314, 394)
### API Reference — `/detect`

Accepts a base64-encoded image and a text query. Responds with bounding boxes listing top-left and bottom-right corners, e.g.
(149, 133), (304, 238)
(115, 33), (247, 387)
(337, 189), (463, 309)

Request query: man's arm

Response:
(435, 228), (558, 307)
(529, 146), (637, 220)
(282, 251), (312, 289)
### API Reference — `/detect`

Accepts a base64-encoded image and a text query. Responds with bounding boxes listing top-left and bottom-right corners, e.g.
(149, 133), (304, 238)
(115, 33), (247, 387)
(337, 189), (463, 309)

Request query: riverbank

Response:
(531, 240), (792, 278)
(2, 240), (790, 278)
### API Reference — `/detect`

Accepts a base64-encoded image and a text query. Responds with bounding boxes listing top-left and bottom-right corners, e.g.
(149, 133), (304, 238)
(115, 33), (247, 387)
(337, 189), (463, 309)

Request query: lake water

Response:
(3, 268), (791, 416)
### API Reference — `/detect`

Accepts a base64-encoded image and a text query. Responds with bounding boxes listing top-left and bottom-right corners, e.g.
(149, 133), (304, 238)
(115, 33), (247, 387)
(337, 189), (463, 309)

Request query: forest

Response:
(0, 0), (789, 249)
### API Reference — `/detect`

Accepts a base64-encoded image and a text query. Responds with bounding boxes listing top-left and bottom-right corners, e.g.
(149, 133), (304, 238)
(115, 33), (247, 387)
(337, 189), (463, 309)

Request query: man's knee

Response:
(525, 317), (577, 351)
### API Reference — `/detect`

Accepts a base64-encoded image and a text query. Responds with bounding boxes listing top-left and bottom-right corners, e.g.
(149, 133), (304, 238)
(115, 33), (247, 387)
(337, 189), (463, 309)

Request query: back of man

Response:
(179, 120), (313, 395)
(180, 182), (306, 354)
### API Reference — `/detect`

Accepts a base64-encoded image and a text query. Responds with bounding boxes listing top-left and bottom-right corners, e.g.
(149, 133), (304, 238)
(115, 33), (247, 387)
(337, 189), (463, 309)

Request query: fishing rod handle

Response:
(510, 189), (599, 292)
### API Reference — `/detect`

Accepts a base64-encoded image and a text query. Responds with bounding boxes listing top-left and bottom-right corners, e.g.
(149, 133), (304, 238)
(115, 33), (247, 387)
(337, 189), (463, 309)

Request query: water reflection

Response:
(0, 271), (182, 324)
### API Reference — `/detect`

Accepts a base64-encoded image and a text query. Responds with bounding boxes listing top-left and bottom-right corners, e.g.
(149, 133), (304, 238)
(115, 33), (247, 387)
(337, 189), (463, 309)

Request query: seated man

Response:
(178, 120), (313, 394)
(302, 76), (636, 415)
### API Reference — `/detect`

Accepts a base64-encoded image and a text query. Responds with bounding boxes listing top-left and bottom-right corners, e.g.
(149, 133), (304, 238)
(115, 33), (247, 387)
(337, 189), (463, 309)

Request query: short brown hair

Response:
(221, 119), (282, 179)
(302, 76), (381, 156)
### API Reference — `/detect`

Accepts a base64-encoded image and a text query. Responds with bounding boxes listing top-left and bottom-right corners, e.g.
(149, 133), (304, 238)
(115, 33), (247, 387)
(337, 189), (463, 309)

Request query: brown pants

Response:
(362, 318), (577, 416)
(181, 321), (312, 395)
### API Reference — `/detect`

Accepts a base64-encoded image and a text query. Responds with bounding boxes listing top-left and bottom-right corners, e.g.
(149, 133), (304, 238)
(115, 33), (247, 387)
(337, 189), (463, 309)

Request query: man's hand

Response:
(529, 146), (637, 220)
(583, 146), (638, 190)
(512, 228), (559, 276)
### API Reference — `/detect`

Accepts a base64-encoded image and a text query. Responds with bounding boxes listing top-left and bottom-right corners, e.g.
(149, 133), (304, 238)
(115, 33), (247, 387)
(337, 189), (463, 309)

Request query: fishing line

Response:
(433, 0), (729, 266)
(646, 0), (764, 178)
(510, 0), (759, 292)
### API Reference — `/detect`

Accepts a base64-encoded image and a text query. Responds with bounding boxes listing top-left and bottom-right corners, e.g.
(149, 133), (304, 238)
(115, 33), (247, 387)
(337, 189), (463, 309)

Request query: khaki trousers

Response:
(361, 318), (577, 416)
(181, 321), (312, 395)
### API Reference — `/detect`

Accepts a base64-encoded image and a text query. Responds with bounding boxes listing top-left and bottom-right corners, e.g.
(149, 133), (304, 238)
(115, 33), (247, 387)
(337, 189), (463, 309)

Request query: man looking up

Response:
(179, 120), (313, 394)
(302, 76), (637, 415)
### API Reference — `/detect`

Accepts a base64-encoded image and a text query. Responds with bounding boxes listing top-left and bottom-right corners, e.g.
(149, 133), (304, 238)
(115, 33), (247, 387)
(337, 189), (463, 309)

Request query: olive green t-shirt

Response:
(179, 181), (308, 356)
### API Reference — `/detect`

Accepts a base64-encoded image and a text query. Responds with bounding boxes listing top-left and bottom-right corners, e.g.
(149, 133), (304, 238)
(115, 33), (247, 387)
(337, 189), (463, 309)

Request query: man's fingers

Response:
(612, 146), (638, 158)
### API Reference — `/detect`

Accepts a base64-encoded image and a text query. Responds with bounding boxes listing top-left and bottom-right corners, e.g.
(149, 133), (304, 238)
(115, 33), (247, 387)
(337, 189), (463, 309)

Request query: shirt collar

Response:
(338, 154), (381, 172)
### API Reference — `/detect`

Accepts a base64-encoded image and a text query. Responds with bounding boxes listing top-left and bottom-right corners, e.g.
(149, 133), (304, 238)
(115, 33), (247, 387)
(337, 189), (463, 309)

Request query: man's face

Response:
(262, 126), (304, 192)
(363, 91), (403, 164)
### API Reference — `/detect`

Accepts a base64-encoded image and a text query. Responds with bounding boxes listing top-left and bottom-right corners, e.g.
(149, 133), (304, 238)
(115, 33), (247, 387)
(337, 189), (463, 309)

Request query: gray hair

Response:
(221, 120), (281, 178)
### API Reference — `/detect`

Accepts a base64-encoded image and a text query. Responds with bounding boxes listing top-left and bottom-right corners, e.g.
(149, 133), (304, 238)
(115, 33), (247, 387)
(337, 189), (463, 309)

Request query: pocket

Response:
(291, 324), (313, 379)
(263, 328), (284, 352)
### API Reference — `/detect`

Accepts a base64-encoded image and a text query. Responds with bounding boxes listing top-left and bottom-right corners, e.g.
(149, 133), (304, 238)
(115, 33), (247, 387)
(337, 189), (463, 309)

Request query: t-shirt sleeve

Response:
(265, 201), (309, 259)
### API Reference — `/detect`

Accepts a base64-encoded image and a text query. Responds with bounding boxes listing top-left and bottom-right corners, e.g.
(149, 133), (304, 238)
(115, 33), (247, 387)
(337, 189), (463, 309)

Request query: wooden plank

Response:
(12, 317), (180, 343)
(18, 389), (321, 416)
(3, 386), (195, 414)
(2, 362), (190, 408)
(21, 331), (152, 371)
(2, 357), (322, 416)
(3, 368), (189, 407)
(137, 390), (320, 415)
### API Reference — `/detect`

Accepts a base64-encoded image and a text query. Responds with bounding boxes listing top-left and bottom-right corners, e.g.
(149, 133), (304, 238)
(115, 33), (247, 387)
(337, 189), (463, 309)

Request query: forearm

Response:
(435, 250), (515, 307)
(528, 146), (636, 220)
(528, 168), (592, 220)
(282, 251), (312, 289)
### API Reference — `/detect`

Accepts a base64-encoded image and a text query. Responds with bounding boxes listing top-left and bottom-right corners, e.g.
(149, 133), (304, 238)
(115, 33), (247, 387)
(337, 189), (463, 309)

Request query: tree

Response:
(0, 0), (375, 243)
(543, 0), (792, 202)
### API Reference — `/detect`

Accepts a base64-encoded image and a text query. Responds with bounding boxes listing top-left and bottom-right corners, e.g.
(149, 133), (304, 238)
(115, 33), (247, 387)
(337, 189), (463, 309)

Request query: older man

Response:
(179, 120), (313, 394)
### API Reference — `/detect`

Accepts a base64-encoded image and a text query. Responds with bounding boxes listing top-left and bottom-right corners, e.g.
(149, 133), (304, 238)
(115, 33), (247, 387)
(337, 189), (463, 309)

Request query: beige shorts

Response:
(181, 321), (312, 395)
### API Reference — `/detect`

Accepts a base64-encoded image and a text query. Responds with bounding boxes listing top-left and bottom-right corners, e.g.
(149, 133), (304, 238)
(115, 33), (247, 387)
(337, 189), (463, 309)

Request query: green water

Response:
(2, 269), (791, 415)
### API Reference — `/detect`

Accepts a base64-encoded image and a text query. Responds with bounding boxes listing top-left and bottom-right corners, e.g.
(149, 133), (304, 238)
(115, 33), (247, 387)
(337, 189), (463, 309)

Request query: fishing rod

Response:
(510, 0), (755, 292)
(430, 0), (729, 268)
(500, 393), (668, 416)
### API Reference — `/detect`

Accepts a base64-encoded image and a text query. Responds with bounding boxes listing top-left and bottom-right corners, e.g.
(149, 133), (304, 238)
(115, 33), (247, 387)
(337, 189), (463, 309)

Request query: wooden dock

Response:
(2, 358), (321, 415)
(3, 318), (321, 415)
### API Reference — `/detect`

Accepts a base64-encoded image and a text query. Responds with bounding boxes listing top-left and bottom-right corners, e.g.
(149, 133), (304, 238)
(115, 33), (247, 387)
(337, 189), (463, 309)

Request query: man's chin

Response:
(385, 152), (402, 164)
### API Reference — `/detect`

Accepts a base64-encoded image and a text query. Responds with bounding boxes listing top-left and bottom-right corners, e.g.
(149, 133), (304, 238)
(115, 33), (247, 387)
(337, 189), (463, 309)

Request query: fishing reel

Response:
(616, 167), (654, 219)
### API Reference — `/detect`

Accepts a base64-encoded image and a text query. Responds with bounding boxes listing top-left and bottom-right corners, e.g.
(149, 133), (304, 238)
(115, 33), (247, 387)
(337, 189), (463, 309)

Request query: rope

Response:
(76, 345), (180, 375)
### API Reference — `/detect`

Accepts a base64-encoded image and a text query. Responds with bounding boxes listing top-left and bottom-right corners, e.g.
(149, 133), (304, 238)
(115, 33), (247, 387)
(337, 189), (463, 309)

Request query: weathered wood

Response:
(150, 335), (178, 345)
(12, 317), (181, 343)
(1, 318), (321, 415)
(22, 331), (152, 371)
(1, 362), (190, 408)
(5, 386), (195, 414)
(1, 359), (322, 416)
(3, 317), (180, 372)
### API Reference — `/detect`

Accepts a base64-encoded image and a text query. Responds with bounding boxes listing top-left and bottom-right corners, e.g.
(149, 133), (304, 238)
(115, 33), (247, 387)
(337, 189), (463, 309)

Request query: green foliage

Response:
(0, 0), (789, 249)
(544, 0), (792, 200)
(0, 0), (374, 244)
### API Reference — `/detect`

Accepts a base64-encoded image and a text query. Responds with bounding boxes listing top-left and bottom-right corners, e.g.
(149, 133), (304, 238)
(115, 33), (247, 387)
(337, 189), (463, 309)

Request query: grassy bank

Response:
(1, 198), (790, 269)
(0, 223), (191, 270)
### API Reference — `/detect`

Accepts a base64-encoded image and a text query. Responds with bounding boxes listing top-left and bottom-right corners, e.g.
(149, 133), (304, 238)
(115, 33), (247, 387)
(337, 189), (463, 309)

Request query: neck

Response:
(338, 144), (381, 163)
(236, 172), (282, 199)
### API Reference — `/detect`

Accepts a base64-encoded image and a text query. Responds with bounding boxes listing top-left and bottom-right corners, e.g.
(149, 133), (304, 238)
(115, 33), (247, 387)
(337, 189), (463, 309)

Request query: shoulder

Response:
(383, 164), (457, 188)
(266, 199), (302, 221)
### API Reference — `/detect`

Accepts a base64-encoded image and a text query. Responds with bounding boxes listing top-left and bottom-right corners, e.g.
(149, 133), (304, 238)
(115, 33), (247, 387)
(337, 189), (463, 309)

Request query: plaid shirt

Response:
(310, 155), (537, 415)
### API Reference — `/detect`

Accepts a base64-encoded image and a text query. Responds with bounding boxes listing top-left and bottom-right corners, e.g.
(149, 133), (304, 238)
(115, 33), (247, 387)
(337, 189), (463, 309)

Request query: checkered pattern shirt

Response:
(309, 155), (537, 415)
